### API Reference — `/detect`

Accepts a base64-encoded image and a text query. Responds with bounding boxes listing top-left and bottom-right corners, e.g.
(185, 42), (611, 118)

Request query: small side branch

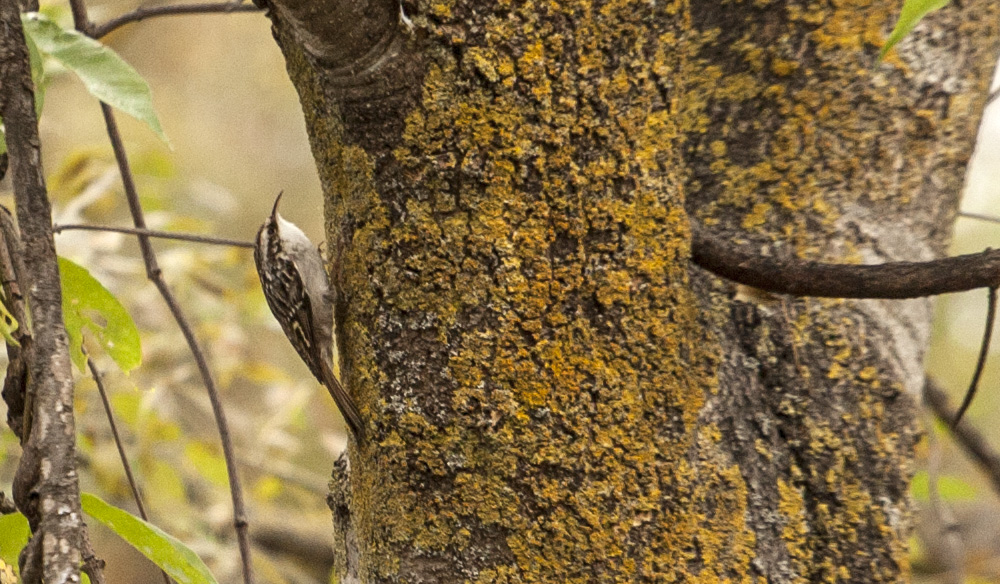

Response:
(690, 226), (1000, 299)
(986, 87), (1000, 111)
(0, 206), (30, 440)
(959, 211), (1000, 225)
(86, 354), (171, 584)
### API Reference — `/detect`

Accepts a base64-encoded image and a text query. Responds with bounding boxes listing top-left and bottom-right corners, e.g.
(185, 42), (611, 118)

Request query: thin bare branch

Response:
(86, 353), (172, 584)
(958, 211), (1000, 225)
(66, 0), (255, 580)
(69, 0), (94, 36)
(86, 354), (147, 517)
(690, 225), (1000, 298)
(90, 2), (261, 39)
(54, 223), (254, 248)
(952, 287), (997, 425)
(100, 102), (256, 584)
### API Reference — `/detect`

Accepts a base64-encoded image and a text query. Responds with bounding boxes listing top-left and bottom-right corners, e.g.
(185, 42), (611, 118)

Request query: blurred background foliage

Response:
(0, 1), (997, 583)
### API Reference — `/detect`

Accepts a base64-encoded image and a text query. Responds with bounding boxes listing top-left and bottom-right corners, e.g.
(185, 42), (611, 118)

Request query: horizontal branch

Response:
(90, 2), (261, 38)
(689, 226), (1000, 299)
(959, 210), (1000, 225)
(54, 223), (254, 248)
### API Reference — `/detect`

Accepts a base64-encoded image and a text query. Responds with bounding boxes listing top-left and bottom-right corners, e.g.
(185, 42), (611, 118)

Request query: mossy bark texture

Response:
(261, 0), (1000, 581)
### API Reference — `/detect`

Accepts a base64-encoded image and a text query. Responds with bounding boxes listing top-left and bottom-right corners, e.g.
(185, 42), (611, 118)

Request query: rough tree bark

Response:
(256, 0), (1000, 581)
(0, 3), (102, 583)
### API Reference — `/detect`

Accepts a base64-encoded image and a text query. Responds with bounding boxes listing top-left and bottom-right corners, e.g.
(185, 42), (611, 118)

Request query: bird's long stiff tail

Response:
(320, 358), (366, 442)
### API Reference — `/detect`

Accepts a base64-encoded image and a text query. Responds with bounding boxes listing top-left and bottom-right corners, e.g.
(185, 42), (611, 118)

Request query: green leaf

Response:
(910, 470), (978, 501)
(59, 257), (141, 373)
(0, 512), (30, 573)
(880, 0), (950, 61)
(0, 296), (19, 346)
(20, 13), (167, 142)
(81, 493), (218, 584)
(25, 28), (47, 117)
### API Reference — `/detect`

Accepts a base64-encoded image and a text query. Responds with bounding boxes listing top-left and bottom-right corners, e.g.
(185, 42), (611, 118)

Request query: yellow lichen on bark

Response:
(682, 0), (994, 254)
(317, 0), (759, 580)
(676, 0), (997, 580)
(268, 0), (999, 578)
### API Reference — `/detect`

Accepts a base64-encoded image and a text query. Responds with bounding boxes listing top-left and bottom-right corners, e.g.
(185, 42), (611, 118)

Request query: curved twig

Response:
(952, 287), (997, 425)
(690, 226), (1000, 299)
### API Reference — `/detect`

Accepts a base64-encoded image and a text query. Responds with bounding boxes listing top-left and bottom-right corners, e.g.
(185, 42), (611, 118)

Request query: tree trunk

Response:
(258, 0), (1000, 581)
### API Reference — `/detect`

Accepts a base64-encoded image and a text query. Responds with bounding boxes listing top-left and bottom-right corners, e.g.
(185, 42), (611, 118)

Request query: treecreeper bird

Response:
(254, 192), (366, 442)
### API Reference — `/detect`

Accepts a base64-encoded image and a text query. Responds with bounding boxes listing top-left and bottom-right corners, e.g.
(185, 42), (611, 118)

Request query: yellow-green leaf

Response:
(0, 513), (29, 575)
(21, 13), (167, 142)
(59, 257), (141, 373)
(880, 0), (950, 60)
(910, 470), (977, 501)
(0, 296), (19, 347)
(24, 27), (46, 117)
(81, 493), (218, 584)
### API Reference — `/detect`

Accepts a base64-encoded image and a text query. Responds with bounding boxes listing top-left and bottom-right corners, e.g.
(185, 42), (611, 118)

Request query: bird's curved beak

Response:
(271, 191), (284, 220)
